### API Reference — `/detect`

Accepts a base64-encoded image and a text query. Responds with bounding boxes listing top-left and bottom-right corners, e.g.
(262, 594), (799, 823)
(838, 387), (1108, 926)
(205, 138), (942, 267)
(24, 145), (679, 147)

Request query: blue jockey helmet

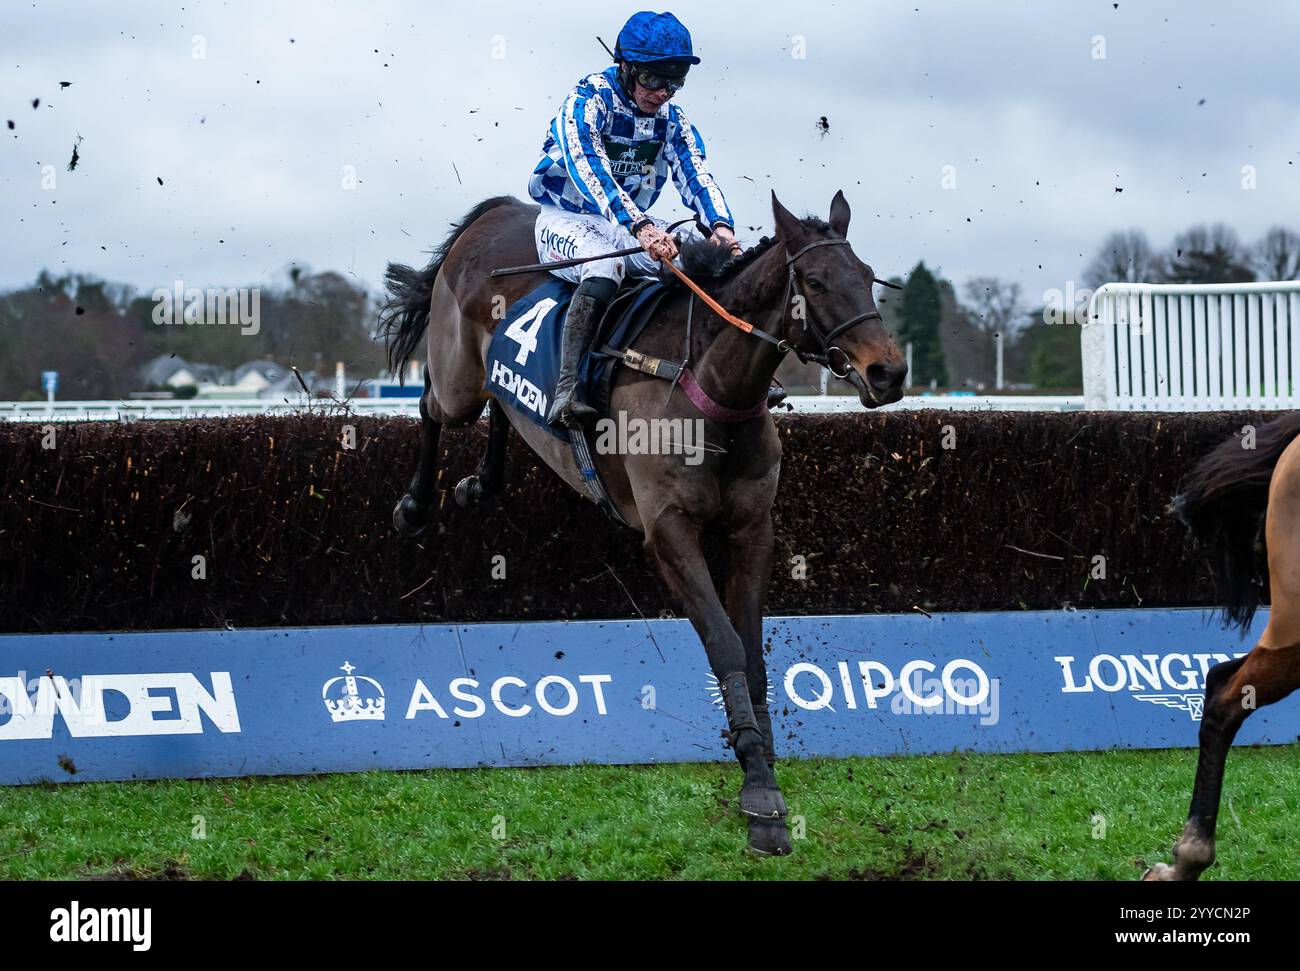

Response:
(614, 11), (701, 67)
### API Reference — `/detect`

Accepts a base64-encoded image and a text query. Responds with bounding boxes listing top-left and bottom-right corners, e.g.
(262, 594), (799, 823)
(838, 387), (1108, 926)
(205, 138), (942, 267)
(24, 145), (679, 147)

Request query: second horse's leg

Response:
(1150, 449), (1300, 880)
(1145, 643), (1300, 880)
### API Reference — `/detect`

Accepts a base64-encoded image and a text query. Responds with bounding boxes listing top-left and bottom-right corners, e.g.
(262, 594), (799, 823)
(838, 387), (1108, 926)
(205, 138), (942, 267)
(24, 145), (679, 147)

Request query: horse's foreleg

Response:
(723, 512), (777, 767)
(1145, 642), (1300, 880)
(721, 511), (790, 856)
(393, 367), (443, 537)
(454, 398), (509, 508)
(646, 509), (791, 855)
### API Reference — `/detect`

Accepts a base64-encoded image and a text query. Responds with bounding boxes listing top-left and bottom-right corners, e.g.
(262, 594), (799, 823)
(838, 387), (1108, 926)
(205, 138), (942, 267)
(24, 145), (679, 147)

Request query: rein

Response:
(662, 238), (901, 379)
(662, 262), (786, 353)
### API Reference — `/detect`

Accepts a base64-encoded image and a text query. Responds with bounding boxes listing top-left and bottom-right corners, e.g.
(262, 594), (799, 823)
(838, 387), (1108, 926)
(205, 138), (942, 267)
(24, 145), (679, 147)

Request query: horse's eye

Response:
(807, 278), (826, 292)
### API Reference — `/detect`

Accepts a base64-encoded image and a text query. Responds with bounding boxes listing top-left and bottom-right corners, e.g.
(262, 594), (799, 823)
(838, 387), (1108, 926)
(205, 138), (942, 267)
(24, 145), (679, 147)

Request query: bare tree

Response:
(962, 277), (1022, 390)
(1252, 227), (1300, 281)
(1156, 223), (1256, 284)
(963, 277), (1023, 338)
(937, 278), (986, 388)
(1083, 229), (1155, 288)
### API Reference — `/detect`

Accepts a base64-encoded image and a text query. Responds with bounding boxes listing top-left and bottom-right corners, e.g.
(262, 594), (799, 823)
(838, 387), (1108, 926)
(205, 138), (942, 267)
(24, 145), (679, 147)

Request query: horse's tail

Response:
(378, 195), (521, 380)
(1172, 413), (1300, 633)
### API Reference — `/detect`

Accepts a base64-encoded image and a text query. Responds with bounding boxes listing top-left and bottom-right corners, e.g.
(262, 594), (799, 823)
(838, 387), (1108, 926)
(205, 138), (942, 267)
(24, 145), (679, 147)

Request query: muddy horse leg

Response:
(455, 398), (509, 508)
(646, 509), (791, 855)
(1145, 643), (1300, 880)
(724, 511), (778, 766)
(393, 367), (444, 537)
(722, 509), (790, 854)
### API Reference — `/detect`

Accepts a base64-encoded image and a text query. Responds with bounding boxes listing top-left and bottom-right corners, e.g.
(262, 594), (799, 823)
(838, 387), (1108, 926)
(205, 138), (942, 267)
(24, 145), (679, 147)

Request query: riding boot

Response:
(547, 284), (613, 427)
(718, 670), (765, 769)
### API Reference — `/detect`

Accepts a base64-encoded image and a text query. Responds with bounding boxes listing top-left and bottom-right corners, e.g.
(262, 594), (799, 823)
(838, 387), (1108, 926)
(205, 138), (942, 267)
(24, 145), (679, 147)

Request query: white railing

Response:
(792, 394), (1083, 413)
(0, 397), (424, 422)
(0, 393), (1083, 422)
(1082, 281), (1300, 411)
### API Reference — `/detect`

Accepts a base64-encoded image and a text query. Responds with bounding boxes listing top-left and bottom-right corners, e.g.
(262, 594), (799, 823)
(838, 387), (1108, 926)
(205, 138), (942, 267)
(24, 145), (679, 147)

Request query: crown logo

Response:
(323, 661), (386, 722)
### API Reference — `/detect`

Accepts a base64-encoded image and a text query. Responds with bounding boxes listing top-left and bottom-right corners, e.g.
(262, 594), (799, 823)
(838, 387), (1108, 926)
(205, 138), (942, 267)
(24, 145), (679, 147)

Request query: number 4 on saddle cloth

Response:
(484, 276), (673, 439)
(483, 276), (676, 526)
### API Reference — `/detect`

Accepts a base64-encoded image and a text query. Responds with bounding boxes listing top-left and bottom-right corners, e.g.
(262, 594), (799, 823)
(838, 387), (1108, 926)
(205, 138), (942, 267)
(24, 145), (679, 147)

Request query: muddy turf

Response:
(2, 747), (1297, 880)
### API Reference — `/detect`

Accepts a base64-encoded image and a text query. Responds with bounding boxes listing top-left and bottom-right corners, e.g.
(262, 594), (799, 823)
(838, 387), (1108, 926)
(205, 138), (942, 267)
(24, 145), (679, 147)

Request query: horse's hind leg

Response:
(455, 398), (509, 508)
(393, 266), (493, 535)
(393, 366), (443, 537)
(1148, 447), (1300, 880)
(1144, 643), (1300, 880)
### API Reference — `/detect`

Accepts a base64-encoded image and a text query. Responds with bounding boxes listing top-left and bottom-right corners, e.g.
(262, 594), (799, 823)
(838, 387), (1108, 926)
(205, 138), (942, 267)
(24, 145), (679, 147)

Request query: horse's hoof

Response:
(453, 476), (482, 508)
(739, 783), (788, 819)
(392, 495), (430, 538)
(747, 817), (792, 856)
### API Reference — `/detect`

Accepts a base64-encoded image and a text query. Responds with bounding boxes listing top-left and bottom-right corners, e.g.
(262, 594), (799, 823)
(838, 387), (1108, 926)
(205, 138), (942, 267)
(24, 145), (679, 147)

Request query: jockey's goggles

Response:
(633, 68), (687, 94)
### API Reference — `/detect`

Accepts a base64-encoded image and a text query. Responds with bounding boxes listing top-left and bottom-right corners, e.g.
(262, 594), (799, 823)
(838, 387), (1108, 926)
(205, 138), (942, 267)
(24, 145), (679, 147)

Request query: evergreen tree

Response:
(1018, 318), (1083, 389)
(898, 261), (947, 386)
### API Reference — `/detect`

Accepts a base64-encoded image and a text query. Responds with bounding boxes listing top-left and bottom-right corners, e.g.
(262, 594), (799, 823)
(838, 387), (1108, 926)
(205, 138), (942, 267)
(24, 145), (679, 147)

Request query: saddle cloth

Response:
(483, 276), (673, 439)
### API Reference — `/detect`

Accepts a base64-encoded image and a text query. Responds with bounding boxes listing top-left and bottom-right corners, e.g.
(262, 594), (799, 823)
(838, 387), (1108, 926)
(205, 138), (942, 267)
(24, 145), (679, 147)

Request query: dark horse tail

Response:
(378, 195), (521, 380)
(1173, 413), (1300, 633)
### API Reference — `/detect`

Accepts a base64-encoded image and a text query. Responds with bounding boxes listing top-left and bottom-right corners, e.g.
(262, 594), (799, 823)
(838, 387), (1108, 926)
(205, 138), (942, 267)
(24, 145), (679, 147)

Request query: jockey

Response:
(528, 10), (743, 427)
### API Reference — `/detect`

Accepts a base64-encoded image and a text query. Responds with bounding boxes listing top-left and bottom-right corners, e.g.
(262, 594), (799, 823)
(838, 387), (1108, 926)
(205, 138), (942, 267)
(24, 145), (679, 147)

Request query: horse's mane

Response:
(674, 215), (834, 339)
(677, 216), (833, 283)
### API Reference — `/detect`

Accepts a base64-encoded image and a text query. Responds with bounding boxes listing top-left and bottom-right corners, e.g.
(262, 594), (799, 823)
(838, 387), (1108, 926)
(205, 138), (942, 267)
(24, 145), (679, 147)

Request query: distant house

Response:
(137, 356), (340, 399)
(230, 360), (285, 394)
(139, 355), (228, 390)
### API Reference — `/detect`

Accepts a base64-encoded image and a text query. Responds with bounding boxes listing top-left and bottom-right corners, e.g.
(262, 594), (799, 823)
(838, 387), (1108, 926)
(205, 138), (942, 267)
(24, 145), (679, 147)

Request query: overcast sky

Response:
(3, 0), (1298, 308)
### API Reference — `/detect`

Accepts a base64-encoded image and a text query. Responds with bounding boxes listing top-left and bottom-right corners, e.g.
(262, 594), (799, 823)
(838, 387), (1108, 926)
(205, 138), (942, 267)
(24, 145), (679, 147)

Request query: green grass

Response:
(2, 747), (1297, 880)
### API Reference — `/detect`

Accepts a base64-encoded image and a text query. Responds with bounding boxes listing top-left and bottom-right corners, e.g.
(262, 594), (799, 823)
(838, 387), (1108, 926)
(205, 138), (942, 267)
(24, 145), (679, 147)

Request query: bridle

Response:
(776, 237), (898, 379)
(713, 236), (897, 379)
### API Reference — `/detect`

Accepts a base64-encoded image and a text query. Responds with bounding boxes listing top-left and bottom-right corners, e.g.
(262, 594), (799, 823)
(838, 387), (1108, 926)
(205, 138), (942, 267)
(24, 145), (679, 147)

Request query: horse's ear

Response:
(771, 191), (806, 251)
(829, 190), (851, 238)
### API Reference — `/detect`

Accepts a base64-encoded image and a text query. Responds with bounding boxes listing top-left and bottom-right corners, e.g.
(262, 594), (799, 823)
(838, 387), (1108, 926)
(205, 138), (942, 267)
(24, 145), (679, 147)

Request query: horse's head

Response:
(771, 190), (907, 407)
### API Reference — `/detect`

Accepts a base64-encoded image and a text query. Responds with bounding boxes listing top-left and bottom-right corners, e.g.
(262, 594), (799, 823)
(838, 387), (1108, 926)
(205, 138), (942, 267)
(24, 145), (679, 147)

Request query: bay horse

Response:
(1146, 413), (1300, 879)
(378, 190), (906, 856)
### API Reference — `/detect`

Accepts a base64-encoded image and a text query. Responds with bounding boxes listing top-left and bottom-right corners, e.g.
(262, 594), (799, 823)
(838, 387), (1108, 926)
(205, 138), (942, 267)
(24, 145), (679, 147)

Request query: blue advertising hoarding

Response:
(0, 609), (1287, 785)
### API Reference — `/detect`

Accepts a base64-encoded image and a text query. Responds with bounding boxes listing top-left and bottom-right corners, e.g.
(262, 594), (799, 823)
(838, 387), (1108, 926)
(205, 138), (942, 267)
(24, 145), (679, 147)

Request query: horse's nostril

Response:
(867, 362), (906, 390)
